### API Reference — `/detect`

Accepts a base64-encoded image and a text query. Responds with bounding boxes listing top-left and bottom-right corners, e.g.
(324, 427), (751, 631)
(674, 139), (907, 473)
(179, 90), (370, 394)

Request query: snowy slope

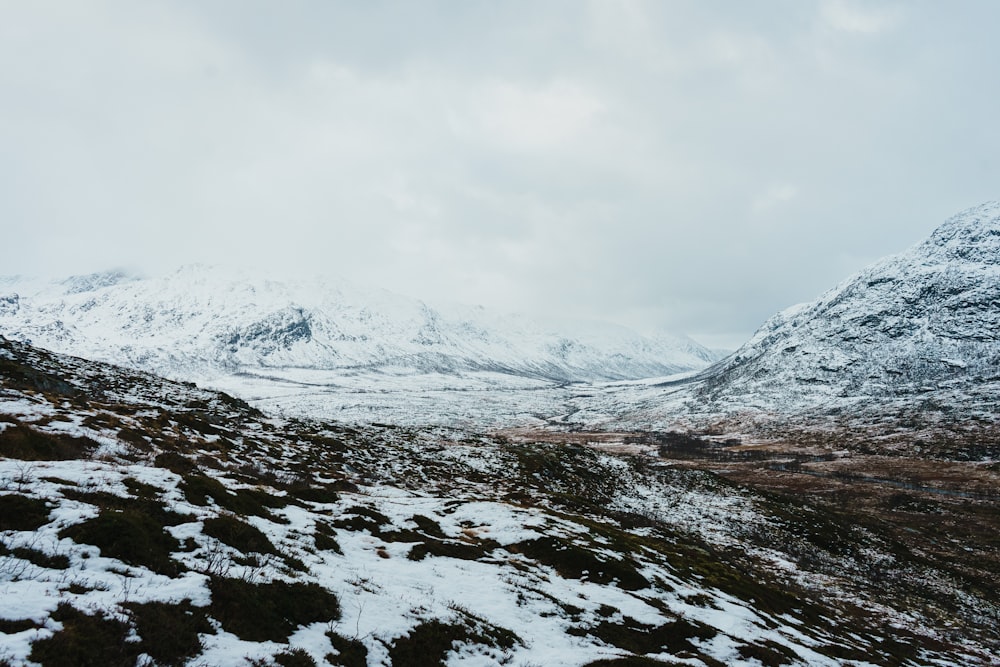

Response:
(0, 266), (716, 387)
(686, 201), (1000, 410)
(2, 336), (997, 665)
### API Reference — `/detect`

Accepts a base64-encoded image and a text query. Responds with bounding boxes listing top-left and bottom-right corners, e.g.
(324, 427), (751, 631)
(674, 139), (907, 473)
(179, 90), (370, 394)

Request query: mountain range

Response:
(2, 205), (1000, 665)
(2, 202), (999, 435)
(0, 266), (717, 387)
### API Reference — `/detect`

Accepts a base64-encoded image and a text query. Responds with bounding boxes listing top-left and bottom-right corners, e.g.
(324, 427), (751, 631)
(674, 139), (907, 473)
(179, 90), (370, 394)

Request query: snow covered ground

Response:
(3, 337), (996, 665)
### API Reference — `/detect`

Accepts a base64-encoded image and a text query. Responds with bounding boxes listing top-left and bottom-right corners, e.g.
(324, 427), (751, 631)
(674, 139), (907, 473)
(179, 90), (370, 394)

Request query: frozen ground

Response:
(2, 337), (996, 665)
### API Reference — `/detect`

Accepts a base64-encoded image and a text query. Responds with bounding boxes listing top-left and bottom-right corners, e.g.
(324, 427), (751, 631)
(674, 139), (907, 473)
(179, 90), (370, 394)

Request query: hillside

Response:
(694, 201), (1000, 408)
(2, 335), (999, 665)
(576, 203), (1000, 447)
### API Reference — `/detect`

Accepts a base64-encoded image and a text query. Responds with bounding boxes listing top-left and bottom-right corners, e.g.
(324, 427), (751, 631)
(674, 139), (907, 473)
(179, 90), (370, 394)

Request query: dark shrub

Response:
(209, 577), (340, 642)
(0, 618), (38, 634)
(202, 515), (276, 554)
(28, 603), (139, 667)
(511, 537), (649, 590)
(127, 599), (211, 666)
(287, 481), (340, 505)
(577, 617), (717, 656)
(59, 488), (189, 528)
(0, 425), (98, 460)
(60, 509), (182, 575)
(0, 495), (50, 531)
(274, 648), (318, 667)
(327, 633), (368, 667)
(737, 641), (799, 666)
(407, 540), (487, 562)
(410, 514), (446, 538)
(154, 451), (196, 475)
(11, 546), (70, 570)
(388, 619), (518, 667)
(181, 474), (273, 518)
(314, 529), (342, 554)
(389, 620), (472, 667)
(583, 659), (686, 667)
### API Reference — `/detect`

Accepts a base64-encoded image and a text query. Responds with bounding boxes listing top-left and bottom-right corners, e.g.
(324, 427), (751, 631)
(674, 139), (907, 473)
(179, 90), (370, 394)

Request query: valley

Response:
(1, 336), (998, 666)
(2, 203), (999, 665)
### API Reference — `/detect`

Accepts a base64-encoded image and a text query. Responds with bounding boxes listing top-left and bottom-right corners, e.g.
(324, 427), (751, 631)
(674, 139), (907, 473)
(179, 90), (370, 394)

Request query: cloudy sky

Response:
(3, 1), (999, 349)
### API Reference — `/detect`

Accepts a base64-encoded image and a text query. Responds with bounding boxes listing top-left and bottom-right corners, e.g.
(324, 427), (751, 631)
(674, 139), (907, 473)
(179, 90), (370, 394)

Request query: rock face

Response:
(0, 265), (717, 384)
(693, 202), (1000, 408)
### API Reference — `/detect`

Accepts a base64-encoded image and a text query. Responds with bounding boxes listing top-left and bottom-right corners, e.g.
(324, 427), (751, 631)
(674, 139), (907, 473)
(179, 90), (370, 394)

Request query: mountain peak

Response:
(918, 200), (1000, 264)
(688, 202), (1000, 412)
(60, 270), (138, 294)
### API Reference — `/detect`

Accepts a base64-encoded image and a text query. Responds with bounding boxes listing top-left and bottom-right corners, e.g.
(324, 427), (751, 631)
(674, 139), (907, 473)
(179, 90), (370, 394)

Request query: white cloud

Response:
(753, 184), (799, 214)
(0, 1), (997, 346)
(821, 0), (900, 35)
(456, 80), (607, 153)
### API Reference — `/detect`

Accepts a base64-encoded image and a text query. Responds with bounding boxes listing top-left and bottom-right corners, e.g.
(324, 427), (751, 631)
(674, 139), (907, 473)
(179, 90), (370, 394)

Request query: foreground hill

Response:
(2, 335), (998, 665)
(0, 265), (715, 385)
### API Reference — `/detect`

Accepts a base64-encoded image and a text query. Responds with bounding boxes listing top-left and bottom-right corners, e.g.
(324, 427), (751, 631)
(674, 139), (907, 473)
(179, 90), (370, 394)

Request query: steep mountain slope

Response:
(0, 266), (716, 386)
(689, 201), (1000, 411)
(2, 335), (998, 665)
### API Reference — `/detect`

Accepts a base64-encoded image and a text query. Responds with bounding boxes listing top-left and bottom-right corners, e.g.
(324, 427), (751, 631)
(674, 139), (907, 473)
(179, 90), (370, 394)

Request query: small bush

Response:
(60, 489), (189, 528)
(154, 452), (196, 475)
(327, 632), (368, 667)
(126, 599), (211, 666)
(286, 481), (340, 505)
(389, 620), (473, 667)
(582, 658), (686, 667)
(209, 577), (340, 642)
(411, 514), (446, 538)
(0, 495), (50, 531)
(11, 546), (70, 570)
(28, 603), (139, 667)
(0, 356), (78, 396)
(181, 474), (273, 518)
(60, 509), (183, 575)
(388, 618), (518, 667)
(273, 648), (318, 667)
(314, 530), (342, 554)
(510, 537), (649, 590)
(343, 505), (391, 525)
(737, 640), (799, 666)
(576, 617), (717, 656)
(407, 540), (487, 562)
(0, 425), (98, 460)
(332, 506), (391, 535)
(202, 515), (276, 555)
(0, 618), (39, 633)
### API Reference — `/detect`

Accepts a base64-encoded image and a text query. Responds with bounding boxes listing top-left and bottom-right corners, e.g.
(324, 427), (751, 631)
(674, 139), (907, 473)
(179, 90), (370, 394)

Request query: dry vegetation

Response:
(2, 336), (999, 665)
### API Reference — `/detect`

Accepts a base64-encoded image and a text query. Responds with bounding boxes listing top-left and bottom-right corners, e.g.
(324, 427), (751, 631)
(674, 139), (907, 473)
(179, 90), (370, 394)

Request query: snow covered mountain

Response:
(691, 201), (1000, 410)
(0, 265), (716, 386)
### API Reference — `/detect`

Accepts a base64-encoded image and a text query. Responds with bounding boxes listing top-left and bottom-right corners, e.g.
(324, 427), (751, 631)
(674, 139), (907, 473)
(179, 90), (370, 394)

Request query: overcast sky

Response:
(2, 1), (999, 349)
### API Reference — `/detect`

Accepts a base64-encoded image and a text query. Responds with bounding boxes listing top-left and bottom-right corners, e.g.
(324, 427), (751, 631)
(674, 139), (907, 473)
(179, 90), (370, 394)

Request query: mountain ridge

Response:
(0, 265), (718, 386)
(689, 201), (1000, 408)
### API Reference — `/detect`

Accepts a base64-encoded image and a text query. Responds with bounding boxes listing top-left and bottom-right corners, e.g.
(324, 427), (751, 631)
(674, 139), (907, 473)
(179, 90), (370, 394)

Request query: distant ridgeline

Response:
(0, 265), (718, 384)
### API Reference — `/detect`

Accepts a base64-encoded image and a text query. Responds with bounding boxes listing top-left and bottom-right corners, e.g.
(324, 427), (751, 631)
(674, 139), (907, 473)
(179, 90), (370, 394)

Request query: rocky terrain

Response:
(2, 336), (998, 665)
(555, 203), (1000, 452)
(691, 202), (1000, 411)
